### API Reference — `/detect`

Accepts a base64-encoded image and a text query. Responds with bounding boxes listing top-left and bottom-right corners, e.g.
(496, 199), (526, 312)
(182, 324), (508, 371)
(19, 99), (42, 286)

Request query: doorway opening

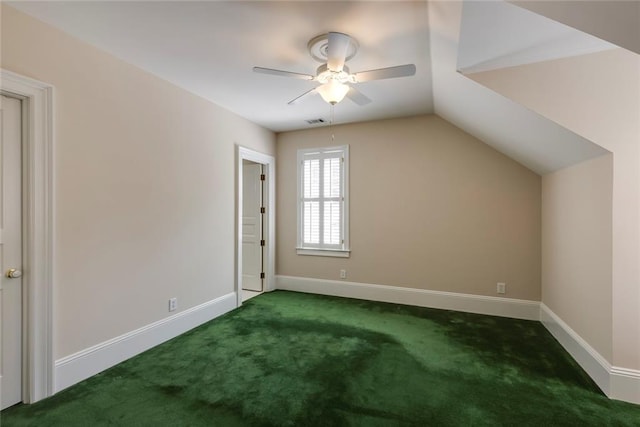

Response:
(241, 159), (264, 302)
(236, 147), (275, 307)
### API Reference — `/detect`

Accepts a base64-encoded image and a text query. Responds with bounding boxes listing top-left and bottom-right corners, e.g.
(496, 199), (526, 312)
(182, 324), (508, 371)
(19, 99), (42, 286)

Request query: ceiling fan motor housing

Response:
(315, 64), (355, 84)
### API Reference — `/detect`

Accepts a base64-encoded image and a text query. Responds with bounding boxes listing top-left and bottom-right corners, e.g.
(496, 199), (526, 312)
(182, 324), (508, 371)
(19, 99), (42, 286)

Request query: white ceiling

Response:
(508, 0), (640, 56)
(9, 1), (434, 132)
(8, 0), (613, 174)
(457, 0), (616, 74)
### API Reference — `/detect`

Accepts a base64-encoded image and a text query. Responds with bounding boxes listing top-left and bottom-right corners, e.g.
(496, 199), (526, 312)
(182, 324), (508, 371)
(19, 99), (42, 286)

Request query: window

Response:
(297, 145), (349, 257)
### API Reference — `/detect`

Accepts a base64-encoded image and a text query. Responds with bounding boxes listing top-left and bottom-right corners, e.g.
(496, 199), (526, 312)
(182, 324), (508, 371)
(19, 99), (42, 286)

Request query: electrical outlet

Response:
(497, 283), (506, 294)
(340, 269), (347, 279)
(169, 297), (177, 312)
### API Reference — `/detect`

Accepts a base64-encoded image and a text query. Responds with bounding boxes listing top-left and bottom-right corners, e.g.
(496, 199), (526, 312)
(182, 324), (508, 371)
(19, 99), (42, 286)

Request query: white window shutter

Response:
(297, 146), (349, 256)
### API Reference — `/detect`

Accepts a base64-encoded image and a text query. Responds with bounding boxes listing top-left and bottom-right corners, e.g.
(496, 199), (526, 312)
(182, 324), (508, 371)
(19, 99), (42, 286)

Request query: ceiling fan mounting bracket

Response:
(308, 33), (359, 63)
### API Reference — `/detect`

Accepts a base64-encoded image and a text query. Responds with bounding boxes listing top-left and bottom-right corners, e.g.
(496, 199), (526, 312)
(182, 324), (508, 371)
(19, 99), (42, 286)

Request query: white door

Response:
(0, 95), (24, 410)
(242, 162), (263, 292)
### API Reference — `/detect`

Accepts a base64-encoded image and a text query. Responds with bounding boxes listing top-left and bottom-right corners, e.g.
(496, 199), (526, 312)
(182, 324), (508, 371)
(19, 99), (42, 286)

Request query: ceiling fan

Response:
(253, 32), (416, 106)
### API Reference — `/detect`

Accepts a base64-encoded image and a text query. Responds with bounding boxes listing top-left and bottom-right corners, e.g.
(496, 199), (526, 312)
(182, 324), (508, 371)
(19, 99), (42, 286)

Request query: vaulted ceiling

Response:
(9, 1), (636, 174)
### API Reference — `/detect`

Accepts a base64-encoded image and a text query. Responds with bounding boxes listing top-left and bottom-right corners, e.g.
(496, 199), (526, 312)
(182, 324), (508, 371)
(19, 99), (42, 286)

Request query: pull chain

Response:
(330, 104), (335, 142)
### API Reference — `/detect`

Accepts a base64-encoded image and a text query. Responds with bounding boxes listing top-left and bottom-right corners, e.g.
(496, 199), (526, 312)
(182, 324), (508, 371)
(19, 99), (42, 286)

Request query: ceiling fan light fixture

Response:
(317, 80), (350, 105)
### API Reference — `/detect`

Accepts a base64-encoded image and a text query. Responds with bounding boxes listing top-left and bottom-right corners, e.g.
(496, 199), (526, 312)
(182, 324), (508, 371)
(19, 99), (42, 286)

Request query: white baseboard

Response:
(610, 367), (640, 404)
(55, 292), (237, 393)
(275, 275), (540, 320)
(540, 303), (611, 394)
(540, 303), (640, 405)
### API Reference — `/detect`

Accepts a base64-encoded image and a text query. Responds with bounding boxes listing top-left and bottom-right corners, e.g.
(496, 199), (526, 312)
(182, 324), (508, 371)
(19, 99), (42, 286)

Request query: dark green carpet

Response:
(3, 291), (639, 426)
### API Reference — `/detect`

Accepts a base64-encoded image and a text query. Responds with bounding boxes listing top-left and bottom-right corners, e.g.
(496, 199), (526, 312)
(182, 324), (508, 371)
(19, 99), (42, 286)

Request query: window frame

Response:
(296, 145), (350, 258)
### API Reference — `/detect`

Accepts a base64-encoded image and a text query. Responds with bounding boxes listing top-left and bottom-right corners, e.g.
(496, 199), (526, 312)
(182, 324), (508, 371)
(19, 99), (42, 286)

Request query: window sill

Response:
(296, 248), (351, 258)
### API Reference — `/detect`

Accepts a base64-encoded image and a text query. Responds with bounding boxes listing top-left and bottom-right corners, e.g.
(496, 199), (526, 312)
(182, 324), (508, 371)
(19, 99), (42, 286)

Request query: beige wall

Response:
(542, 154), (613, 361)
(467, 48), (640, 370)
(1, 5), (276, 358)
(277, 115), (541, 300)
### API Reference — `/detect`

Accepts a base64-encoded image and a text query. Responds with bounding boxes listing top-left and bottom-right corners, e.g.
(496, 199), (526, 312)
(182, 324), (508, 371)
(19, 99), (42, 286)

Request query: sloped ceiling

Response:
(457, 0), (616, 74)
(459, 6), (639, 153)
(7, 0), (623, 174)
(508, 0), (640, 55)
(429, 0), (608, 174)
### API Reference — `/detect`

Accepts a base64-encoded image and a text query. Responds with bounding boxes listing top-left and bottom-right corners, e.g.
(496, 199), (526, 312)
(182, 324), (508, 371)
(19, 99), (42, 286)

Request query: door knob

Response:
(6, 268), (22, 279)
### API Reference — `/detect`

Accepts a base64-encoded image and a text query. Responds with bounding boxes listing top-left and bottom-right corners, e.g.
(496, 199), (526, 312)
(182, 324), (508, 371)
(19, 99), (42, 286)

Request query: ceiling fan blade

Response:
(253, 67), (314, 80)
(288, 87), (318, 105)
(346, 87), (372, 106)
(327, 32), (351, 72)
(354, 64), (416, 82)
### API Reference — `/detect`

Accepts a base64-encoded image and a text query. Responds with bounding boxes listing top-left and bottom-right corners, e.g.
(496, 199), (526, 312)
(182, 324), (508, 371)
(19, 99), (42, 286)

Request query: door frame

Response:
(1, 70), (55, 403)
(235, 146), (275, 307)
